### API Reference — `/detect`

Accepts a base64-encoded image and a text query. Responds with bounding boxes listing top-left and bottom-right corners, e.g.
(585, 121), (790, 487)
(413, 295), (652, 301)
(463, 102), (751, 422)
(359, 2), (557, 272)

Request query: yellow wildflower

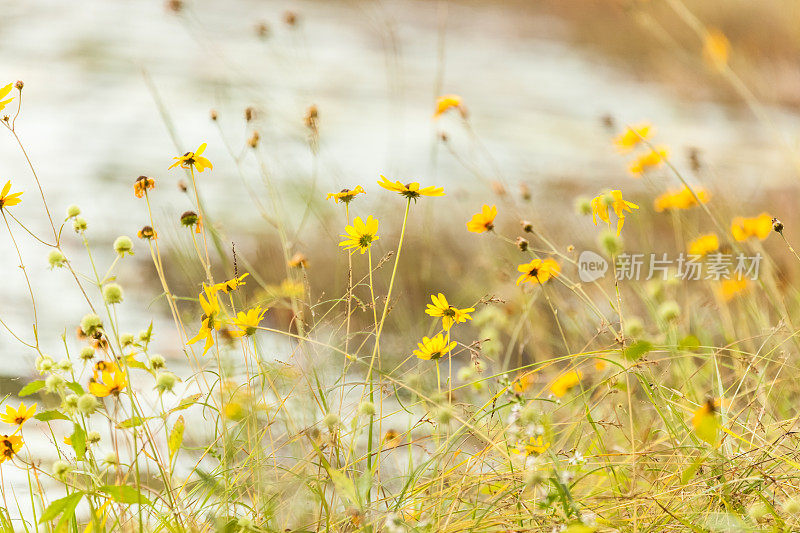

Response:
(719, 275), (749, 302)
(187, 288), (223, 355)
(207, 273), (249, 295)
(0, 181), (23, 209)
(628, 146), (668, 176)
(692, 398), (721, 446)
(550, 369), (582, 397)
(512, 435), (550, 456)
(433, 94), (465, 119)
(731, 213), (771, 242)
(169, 143), (213, 173)
(339, 215), (379, 254)
(230, 306), (268, 337)
(413, 334), (457, 361)
(133, 176), (155, 198)
(377, 175), (444, 200)
(613, 122), (653, 153)
(591, 190), (638, 236)
(137, 225), (157, 240)
(466, 204), (497, 233)
(688, 233), (719, 256)
(703, 28), (730, 71)
(0, 83), (14, 113)
(326, 186), (365, 204)
(88, 363), (128, 397)
(0, 434), (23, 463)
(0, 402), (36, 427)
(425, 293), (474, 330)
(654, 186), (710, 212)
(516, 258), (560, 286)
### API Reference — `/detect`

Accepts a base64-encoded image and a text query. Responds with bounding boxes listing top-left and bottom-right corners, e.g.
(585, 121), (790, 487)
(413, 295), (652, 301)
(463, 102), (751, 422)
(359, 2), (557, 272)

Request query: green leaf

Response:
(170, 393), (201, 413)
(678, 335), (700, 352)
(624, 340), (653, 361)
(329, 470), (359, 506)
(39, 492), (83, 523)
(681, 453), (706, 485)
(66, 381), (84, 396)
(116, 416), (147, 429)
(19, 381), (45, 397)
(99, 484), (152, 506)
(34, 410), (70, 422)
(69, 423), (86, 461)
(168, 415), (185, 463)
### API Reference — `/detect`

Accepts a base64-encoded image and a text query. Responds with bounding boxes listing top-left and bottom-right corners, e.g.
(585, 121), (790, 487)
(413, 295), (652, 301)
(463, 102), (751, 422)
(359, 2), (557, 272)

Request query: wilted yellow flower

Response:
(339, 216), (379, 254)
(326, 186), (366, 204)
(466, 204), (497, 233)
(137, 225), (157, 240)
(628, 147), (668, 176)
(550, 369), (582, 397)
(0, 434), (23, 463)
(516, 258), (560, 286)
(133, 176), (155, 199)
(187, 287), (223, 355)
(433, 94), (465, 119)
(692, 398), (721, 446)
(0, 83), (14, 113)
(0, 181), (23, 210)
(207, 273), (249, 295)
(169, 143), (213, 173)
(230, 306), (268, 337)
(654, 186), (710, 212)
(688, 233), (719, 256)
(0, 402), (36, 427)
(425, 293), (474, 330)
(383, 429), (402, 449)
(413, 334), (457, 361)
(719, 275), (749, 302)
(591, 190), (639, 236)
(88, 363), (128, 397)
(377, 175), (444, 200)
(731, 213), (771, 241)
(703, 28), (730, 71)
(613, 123), (653, 153)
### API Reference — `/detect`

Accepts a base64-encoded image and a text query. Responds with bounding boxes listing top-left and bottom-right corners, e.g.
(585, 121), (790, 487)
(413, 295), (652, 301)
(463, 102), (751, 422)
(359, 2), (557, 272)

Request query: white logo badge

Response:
(578, 250), (608, 282)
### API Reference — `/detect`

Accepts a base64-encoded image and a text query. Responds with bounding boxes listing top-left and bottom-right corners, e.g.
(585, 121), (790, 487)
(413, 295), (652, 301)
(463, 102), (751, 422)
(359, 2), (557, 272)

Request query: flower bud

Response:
(63, 394), (79, 411)
(14, 80), (23, 91)
(521, 220), (534, 233)
(77, 394), (99, 415)
(658, 301), (680, 323)
(598, 230), (622, 257)
(575, 197), (592, 216)
(120, 333), (135, 347)
(104, 452), (118, 466)
(103, 283), (124, 305)
(155, 372), (178, 393)
(48, 250), (67, 269)
(45, 374), (65, 393)
(80, 313), (103, 337)
(180, 211), (199, 227)
(36, 355), (54, 373)
(87, 431), (101, 444)
(52, 460), (72, 480)
(323, 412), (340, 429)
(138, 329), (152, 343)
(79, 346), (95, 361)
(57, 358), (73, 372)
(73, 217), (88, 232)
(358, 402), (375, 417)
(772, 217), (784, 234)
(113, 236), (133, 256)
(148, 354), (166, 370)
(515, 237), (529, 251)
(434, 405), (455, 425)
(66, 205), (81, 218)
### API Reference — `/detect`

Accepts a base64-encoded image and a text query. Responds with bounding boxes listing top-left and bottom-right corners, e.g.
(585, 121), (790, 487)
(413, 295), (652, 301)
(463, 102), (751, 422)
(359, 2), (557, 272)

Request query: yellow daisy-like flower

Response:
(512, 434), (550, 456)
(654, 186), (710, 212)
(0, 83), (14, 113)
(425, 293), (475, 330)
(688, 233), (719, 256)
(137, 225), (157, 240)
(339, 215), (379, 254)
(516, 258), (560, 286)
(229, 306), (268, 337)
(628, 146), (668, 176)
(613, 123), (653, 153)
(433, 94), (465, 119)
(550, 369), (582, 397)
(169, 143), (213, 173)
(731, 213), (772, 242)
(0, 434), (23, 464)
(187, 287), (223, 355)
(0, 402), (36, 427)
(413, 333), (457, 361)
(466, 204), (497, 233)
(719, 275), (749, 302)
(88, 363), (128, 398)
(590, 190), (639, 236)
(326, 186), (366, 204)
(377, 175), (444, 201)
(207, 273), (249, 295)
(0, 181), (23, 210)
(703, 28), (730, 72)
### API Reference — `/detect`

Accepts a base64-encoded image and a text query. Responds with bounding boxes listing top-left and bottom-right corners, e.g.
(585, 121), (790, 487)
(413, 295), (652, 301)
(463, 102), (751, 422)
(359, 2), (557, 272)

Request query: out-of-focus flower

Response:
(516, 258), (560, 286)
(692, 398), (721, 446)
(550, 369), (582, 397)
(654, 186), (710, 212)
(731, 213), (772, 241)
(591, 190), (639, 236)
(613, 123), (653, 153)
(688, 234), (719, 256)
(433, 94), (466, 119)
(703, 28), (730, 71)
(0, 84), (14, 113)
(628, 147), (668, 176)
(719, 275), (749, 302)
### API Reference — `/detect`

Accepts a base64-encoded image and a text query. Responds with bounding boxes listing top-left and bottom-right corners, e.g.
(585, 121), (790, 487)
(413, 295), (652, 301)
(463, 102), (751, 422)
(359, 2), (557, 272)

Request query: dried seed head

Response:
(521, 220), (534, 233)
(772, 217), (784, 234)
(14, 80), (23, 91)
(244, 107), (255, 122)
(247, 131), (260, 148)
(209, 109), (218, 121)
(180, 210), (199, 227)
(515, 237), (529, 251)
